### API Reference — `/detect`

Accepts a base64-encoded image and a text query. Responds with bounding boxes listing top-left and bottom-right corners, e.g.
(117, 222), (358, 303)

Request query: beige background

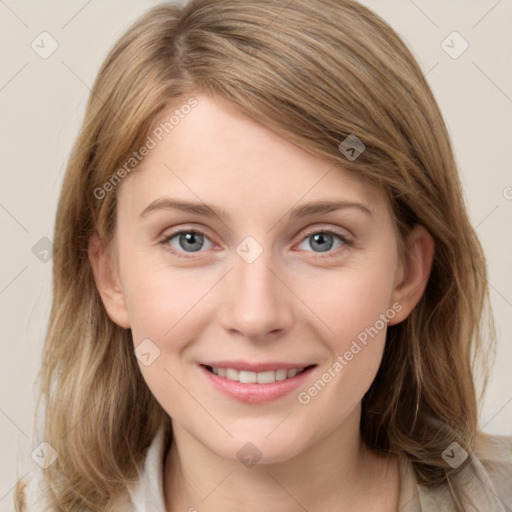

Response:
(1, 0), (511, 507)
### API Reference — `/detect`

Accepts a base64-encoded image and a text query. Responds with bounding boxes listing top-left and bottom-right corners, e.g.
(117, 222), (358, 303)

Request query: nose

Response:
(219, 246), (294, 342)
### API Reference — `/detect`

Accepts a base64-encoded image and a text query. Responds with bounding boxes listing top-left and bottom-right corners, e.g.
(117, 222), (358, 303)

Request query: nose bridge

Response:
(220, 239), (292, 339)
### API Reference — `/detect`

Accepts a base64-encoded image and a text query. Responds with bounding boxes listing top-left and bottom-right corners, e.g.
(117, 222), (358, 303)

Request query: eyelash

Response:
(158, 227), (353, 260)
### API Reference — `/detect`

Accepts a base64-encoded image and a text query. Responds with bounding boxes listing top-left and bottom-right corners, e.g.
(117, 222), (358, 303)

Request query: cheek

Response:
(120, 250), (214, 344)
(294, 264), (396, 431)
(303, 255), (397, 353)
(121, 262), (213, 419)
(293, 250), (399, 412)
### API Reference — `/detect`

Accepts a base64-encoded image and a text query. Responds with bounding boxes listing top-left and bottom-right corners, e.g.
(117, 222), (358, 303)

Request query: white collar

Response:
(127, 426), (168, 512)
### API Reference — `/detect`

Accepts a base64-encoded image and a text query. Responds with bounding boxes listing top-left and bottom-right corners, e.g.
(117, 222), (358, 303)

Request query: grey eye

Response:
(168, 231), (214, 252)
(298, 232), (345, 253)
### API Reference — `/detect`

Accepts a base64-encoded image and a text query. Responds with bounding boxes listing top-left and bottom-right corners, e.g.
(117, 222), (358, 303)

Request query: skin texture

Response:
(89, 93), (434, 511)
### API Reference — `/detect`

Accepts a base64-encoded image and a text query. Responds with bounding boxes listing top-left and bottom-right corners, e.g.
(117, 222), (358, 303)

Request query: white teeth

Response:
(209, 366), (305, 383)
(257, 371), (275, 384)
(275, 369), (288, 381)
(239, 371), (257, 383)
(226, 368), (239, 381)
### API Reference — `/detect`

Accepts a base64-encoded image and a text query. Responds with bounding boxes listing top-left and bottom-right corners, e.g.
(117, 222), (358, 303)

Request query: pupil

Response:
(311, 233), (333, 252)
(180, 232), (203, 252)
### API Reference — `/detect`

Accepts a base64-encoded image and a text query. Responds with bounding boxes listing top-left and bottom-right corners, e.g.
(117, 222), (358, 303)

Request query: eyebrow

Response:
(139, 198), (373, 220)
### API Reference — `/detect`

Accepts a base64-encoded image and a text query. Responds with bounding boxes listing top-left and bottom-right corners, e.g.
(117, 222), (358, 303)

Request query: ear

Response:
(387, 224), (435, 326)
(88, 232), (131, 329)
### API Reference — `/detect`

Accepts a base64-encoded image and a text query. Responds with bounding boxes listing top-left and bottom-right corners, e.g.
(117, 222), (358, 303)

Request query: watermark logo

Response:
(31, 441), (58, 469)
(338, 134), (365, 161)
(442, 441), (468, 468)
(31, 31), (59, 59)
(237, 442), (262, 468)
(236, 236), (264, 264)
(134, 338), (161, 366)
(32, 237), (53, 263)
(441, 31), (469, 59)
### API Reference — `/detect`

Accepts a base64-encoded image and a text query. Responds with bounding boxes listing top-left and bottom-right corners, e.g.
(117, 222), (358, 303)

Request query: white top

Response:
(21, 428), (512, 511)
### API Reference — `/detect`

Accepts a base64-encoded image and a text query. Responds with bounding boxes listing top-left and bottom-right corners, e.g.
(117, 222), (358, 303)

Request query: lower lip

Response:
(198, 365), (316, 404)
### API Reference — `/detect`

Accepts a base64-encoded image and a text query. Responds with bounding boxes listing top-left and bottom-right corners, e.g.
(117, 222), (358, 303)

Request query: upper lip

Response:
(200, 361), (316, 372)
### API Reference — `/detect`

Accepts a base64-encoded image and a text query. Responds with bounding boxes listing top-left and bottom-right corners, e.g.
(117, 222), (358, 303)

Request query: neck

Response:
(163, 406), (399, 512)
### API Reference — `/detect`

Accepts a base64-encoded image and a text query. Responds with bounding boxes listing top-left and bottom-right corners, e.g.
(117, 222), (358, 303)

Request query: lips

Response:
(198, 361), (317, 403)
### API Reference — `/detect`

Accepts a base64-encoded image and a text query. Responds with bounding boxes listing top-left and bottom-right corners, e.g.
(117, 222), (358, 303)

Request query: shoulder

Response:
(473, 432), (512, 503)
(474, 432), (512, 463)
(16, 428), (169, 512)
(417, 433), (512, 512)
(15, 469), (53, 511)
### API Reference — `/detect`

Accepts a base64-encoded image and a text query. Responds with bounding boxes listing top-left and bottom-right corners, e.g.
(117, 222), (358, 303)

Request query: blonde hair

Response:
(16, 0), (496, 510)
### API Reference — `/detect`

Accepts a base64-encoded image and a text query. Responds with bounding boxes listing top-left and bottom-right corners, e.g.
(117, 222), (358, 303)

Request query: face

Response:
(94, 93), (429, 465)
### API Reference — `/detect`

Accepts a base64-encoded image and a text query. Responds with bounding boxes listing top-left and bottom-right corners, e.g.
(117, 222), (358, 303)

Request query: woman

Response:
(15, 0), (512, 510)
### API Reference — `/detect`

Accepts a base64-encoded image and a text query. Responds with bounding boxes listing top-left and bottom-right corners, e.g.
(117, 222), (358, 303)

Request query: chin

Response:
(208, 425), (314, 467)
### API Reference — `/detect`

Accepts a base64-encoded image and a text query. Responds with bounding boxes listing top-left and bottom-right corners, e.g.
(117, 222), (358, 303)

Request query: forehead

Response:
(118, 93), (388, 218)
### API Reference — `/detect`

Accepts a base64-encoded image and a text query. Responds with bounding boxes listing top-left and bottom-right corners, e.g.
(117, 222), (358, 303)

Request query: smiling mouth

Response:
(201, 364), (316, 384)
